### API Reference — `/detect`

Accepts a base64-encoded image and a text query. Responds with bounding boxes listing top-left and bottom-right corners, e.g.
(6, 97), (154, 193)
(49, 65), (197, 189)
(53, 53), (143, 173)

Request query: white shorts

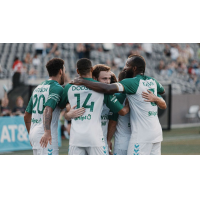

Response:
(33, 148), (59, 155)
(68, 146), (108, 155)
(114, 149), (127, 155)
(127, 142), (161, 155)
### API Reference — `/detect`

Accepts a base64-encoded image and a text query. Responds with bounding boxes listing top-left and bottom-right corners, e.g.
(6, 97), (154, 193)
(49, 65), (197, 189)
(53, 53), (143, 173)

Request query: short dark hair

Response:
(128, 54), (146, 74)
(92, 64), (110, 79)
(111, 72), (117, 83)
(118, 71), (126, 81)
(77, 58), (92, 75)
(46, 58), (64, 77)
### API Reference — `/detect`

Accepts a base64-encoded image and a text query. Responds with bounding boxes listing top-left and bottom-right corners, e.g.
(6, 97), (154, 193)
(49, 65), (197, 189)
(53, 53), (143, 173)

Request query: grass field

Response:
(2, 127), (200, 155)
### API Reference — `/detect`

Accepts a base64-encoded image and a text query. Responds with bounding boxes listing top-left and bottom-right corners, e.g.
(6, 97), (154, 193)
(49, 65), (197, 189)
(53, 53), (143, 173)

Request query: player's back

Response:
(27, 80), (63, 148)
(121, 74), (163, 143)
(66, 81), (105, 147)
(59, 77), (124, 148)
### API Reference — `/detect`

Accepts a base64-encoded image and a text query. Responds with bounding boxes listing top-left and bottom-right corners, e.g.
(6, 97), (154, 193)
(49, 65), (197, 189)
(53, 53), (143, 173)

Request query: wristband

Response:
(114, 83), (124, 92)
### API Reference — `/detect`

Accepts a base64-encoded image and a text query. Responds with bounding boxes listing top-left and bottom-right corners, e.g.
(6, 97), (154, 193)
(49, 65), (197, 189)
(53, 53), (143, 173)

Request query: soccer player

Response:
(92, 64), (114, 151)
(107, 71), (131, 155)
(108, 71), (167, 155)
(59, 58), (129, 155)
(71, 55), (167, 155)
(24, 58), (84, 155)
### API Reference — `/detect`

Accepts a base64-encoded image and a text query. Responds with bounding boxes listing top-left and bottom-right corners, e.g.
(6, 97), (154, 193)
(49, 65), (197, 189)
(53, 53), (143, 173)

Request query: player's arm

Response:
(24, 95), (33, 134)
(64, 103), (85, 120)
(154, 79), (165, 95)
(104, 94), (129, 117)
(107, 118), (118, 155)
(40, 106), (53, 148)
(142, 90), (167, 109)
(71, 77), (124, 94)
(118, 98), (129, 116)
(40, 84), (63, 148)
(24, 111), (32, 134)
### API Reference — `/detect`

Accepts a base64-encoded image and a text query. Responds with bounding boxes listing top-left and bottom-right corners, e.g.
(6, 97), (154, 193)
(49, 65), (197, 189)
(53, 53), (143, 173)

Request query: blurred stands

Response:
(0, 43), (200, 95)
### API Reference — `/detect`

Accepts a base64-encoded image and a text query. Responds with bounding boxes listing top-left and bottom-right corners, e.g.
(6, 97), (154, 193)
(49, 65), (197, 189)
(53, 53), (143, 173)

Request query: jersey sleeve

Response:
(104, 94), (123, 113)
(26, 95), (33, 114)
(44, 83), (63, 110)
(154, 79), (165, 94)
(120, 78), (139, 94)
(157, 94), (163, 99)
(58, 84), (72, 108)
(108, 93), (126, 121)
(108, 111), (119, 121)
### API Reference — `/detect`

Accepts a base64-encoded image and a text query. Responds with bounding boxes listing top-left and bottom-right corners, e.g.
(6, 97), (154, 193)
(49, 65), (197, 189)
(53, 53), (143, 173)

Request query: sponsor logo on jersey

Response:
(31, 118), (42, 124)
(101, 121), (107, 126)
(74, 114), (91, 121)
(108, 112), (113, 116)
(148, 111), (157, 116)
(101, 114), (108, 120)
(72, 86), (91, 91)
(142, 81), (154, 87)
(34, 87), (48, 93)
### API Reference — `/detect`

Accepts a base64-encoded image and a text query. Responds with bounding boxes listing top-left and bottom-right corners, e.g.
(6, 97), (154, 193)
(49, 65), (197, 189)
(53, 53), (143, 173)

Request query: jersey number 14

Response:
(74, 93), (94, 112)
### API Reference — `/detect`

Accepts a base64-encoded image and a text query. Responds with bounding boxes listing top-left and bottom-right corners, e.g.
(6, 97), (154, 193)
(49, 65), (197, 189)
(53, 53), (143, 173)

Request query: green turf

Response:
(1, 127), (200, 155)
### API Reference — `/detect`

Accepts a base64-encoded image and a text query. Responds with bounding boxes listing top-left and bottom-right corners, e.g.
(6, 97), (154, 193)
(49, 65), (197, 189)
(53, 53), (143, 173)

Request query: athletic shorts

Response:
(113, 148), (127, 155)
(33, 148), (59, 155)
(68, 146), (108, 155)
(127, 142), (161, 155)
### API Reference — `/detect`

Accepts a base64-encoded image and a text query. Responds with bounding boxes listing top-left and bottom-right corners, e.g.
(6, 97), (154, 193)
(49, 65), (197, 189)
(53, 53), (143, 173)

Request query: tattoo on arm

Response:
(43, 106), (53, 131)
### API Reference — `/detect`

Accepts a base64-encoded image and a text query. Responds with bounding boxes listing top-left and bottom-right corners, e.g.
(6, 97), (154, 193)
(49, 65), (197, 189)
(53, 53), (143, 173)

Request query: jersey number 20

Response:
(74, 93), (94, 112)
(32, 94), (45, 114)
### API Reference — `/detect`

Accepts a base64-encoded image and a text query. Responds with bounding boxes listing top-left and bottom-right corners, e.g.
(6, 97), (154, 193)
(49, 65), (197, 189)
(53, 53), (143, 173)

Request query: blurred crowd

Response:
(0, 88), (26, 117)
(155, 44), (200, 86)
(1, 43), (200, 92)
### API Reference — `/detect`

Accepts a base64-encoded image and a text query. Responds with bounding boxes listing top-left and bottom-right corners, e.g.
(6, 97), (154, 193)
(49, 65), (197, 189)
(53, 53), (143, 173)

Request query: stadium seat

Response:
(185, 105), (200, 122)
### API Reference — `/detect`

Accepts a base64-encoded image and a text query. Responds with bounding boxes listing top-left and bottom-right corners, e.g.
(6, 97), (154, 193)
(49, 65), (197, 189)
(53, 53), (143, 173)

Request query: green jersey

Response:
(26, 80), (63, 149)
(59, 78), (123, 147)
(120, 74), (164, 143)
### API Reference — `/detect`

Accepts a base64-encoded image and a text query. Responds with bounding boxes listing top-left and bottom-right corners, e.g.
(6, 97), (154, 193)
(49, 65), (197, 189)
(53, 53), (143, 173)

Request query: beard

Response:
(60, 74), (65, 85)
(125, 68), (134, 78)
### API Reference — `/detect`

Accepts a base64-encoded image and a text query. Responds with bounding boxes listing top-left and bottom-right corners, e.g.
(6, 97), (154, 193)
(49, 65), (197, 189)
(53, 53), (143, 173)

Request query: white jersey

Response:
(101, 104), (110, 144)
(109, 93), (131, 151)
(59, 78), (123, 147)
(120, 75), (165, 143)
(26, 80), (63, 149)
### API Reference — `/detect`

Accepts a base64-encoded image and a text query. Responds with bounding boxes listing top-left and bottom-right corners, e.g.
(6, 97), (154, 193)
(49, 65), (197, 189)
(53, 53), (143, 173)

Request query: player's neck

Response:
(49, 76), (60, 84)
(80, 74), (92, 78)
(133, 72), (144, 77)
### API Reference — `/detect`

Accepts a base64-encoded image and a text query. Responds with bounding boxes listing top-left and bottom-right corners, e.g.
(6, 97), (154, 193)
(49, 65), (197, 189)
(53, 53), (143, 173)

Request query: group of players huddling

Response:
(24, 54), (167, 155)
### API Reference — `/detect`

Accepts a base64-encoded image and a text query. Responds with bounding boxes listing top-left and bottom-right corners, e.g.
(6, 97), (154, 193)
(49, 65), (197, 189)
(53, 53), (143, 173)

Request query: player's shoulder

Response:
(144, 75), (157, 82)
(115, 93), (126, 104)
(50, 82), (63, 94)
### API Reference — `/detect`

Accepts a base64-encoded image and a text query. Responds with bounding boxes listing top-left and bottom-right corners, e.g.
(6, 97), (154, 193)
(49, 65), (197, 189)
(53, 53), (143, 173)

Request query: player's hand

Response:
(40, 131), (52, 148)
(142, 90), (157, 102)
(107, 140), (113, 155)
(125, 98), (129, 107)
(66, 105), (85, 119)
(70, 77), (84, 85)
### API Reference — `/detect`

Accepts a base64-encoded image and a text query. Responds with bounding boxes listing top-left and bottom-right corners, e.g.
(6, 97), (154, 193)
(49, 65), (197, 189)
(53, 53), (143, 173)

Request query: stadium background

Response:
(0, 43), (200, 155)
